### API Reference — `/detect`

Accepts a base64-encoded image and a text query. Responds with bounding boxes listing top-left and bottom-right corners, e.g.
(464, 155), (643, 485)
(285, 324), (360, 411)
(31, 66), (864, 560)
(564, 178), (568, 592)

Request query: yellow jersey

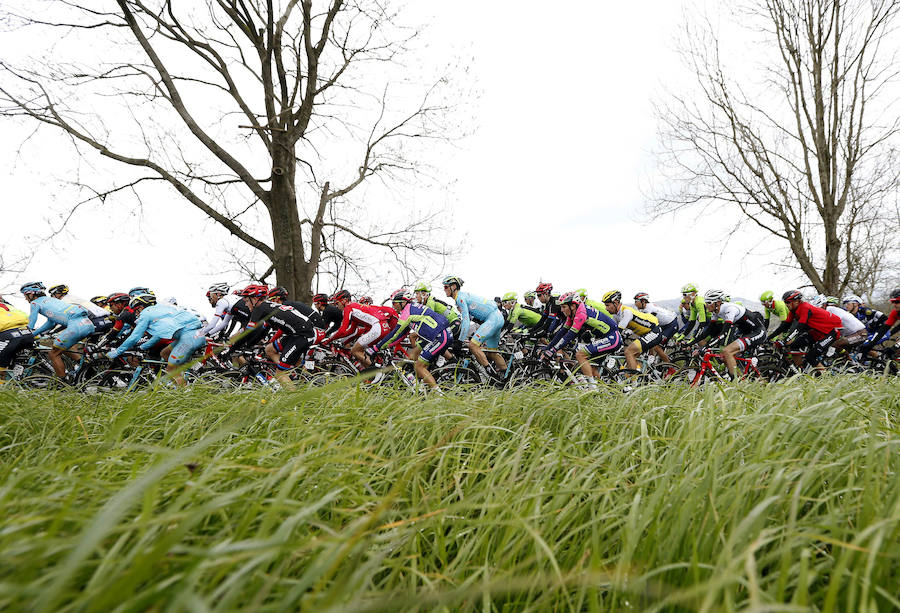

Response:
(0, 303), (29, 333)
(616, 305), (659, 336)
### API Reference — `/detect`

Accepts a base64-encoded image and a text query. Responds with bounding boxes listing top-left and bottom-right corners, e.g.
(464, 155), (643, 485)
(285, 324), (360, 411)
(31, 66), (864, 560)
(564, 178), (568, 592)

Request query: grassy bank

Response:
(1, 377), (899, 611)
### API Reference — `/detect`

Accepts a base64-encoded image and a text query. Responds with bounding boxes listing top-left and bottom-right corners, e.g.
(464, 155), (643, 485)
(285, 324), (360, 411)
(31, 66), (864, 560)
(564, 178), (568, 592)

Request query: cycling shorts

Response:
(735, 324), (766, 352)
(168, 324), (205, 365)
(358, 320), (391, 348)
(842, 329), (867, 346)
(0, 327), (34, 368)
(632, 326), (663, 353)
(53, 317), (96, 350)
(277, 334), (312, 369)
(419, 328), (452, 364)
(472, 310), (504, 349)
(580, 330), (621, 358)
(659, 319), (679, 341)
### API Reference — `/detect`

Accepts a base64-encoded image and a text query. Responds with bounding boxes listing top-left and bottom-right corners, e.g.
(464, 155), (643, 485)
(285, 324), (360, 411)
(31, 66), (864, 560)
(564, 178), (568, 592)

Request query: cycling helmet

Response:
(312, 293), (329, 304)
(825, 295), (840, 306)
(890, 288), (900, 303)
(129, 293), (157, 309)
(704, 289), (727, 303)
(330, 289), (352, 303)
(20, 281), (46, 295)
(389, 289), (413, 304)
(107, 292), (130, 304)
(634, 292), (650, 302)
(358, 296), (373, 305)
(442, 275), (464, 289)
(842, 294), (863, 305)
(90, 295), (109, 307)
(575, 288), (589, 301)
(206, 282), (230, 297)
(681, 283), (698, 294)
(602, 290), (622, 303)
(809, 294), (827, 307)
(238, 284), (269, 298)
(558, 291), (578, 305)
(760, 290), (774, 302)
(129, 287), (153, 297)
(501, 291), (517, 302)
(723, 294), (732, 303)
(162, 296), (178, 306)
(49, 284), (69, 296)
(267, 286), (289, 300)
(535, 282), (553, 294)
(782, 290), (803, 302)
(523, 290), (536, 300)
(413, 281), (431, 293)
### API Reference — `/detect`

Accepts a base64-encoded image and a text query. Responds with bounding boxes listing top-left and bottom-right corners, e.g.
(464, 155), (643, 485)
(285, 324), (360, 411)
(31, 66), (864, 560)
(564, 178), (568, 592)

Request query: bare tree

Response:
(0, 1), (459, 300)
(654, 0), (900, 297)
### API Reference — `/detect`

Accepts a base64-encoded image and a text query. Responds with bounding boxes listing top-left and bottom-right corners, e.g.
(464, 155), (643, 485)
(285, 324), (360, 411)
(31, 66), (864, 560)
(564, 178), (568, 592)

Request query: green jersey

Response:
(508, 304), (543, 329)
(425, 296), (459, 324)
(688, 295), (710, 323)
(764, 300), (789, 322)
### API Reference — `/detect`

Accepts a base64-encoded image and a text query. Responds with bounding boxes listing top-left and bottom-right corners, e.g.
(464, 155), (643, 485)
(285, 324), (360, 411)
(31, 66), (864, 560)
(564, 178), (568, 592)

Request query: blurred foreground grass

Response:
(1, 376), (899, 612)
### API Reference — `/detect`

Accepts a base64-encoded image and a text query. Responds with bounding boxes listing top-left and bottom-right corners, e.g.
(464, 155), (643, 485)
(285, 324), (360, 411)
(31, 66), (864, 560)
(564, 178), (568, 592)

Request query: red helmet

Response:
(389, 289), (413, 304)
(239, 284), (269, 298)
(782, 290), (803, 303)
(634, 292), (650, 302)
(536, 282), (553, 294)
(312, 293), (328, 304)
(107, 292), (130, 304)
(358, 295), (373, 305)
(558, 291), (577, 305)
(330, 289), (352, 303)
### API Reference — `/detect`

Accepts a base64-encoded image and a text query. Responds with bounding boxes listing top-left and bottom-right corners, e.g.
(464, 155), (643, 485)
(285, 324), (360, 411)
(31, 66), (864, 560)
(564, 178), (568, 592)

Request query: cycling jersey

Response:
(424, 296), (459, 324)
(614, 306), (659, 336)
(202, 293), (242, 337)
(317, 304), (343, 335)
(233, 301), (317, 351)
(764, 300), (789, 324)
(826, 306), (865, 334)
(547, 303), (618, 353)
(887, 309), (899, 327)
(506, 304), (543, 331)
(678, 295), (710, 337)
(64, 295), (108, 318)
(0, 303), (28, 333)
(114, 305), (203, 354)
(28, 296), (89, 336)
(855, 306), (887, 331)
(639, 302), (676, 326)
(455, 291), (502, 337)
(786, 302), (842, 340)
(326, 303), (389, 345)
(377, 303), (449, 348)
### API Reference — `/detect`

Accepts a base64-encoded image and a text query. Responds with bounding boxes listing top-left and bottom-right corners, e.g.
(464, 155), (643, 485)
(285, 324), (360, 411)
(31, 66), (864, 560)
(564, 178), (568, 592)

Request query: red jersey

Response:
(326, 303), (390, 343)
(787, 302), (841, 339)
(886, 308), (899, 327)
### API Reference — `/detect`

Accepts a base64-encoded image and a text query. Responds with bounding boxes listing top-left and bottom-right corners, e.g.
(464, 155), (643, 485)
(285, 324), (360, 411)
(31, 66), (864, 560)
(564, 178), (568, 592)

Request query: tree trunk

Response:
(268, 136), (310, 301)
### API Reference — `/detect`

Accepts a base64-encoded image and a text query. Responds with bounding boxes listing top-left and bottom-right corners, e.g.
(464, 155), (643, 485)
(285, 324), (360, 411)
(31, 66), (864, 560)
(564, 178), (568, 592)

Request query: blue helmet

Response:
(20, 281), (46, 295)
(129, 286), (154, 297)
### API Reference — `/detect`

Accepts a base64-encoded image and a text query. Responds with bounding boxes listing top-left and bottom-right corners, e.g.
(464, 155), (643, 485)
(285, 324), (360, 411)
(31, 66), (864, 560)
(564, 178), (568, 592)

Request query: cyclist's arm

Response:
(375, 318), (411, 351)
(116, 316), (151, 353)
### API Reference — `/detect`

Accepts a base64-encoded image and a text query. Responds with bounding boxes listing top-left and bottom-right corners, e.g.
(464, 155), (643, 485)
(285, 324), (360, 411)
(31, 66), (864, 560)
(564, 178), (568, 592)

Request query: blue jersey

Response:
(116, 305), (202, 353)
(377, 303), (449, 349)
(29, 296), (89, 336)
(455, 291), (502, 338)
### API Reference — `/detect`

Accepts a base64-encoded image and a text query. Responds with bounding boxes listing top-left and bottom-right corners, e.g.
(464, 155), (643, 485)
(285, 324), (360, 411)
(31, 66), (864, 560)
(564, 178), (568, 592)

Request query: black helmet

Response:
(782, 290), (803, 302)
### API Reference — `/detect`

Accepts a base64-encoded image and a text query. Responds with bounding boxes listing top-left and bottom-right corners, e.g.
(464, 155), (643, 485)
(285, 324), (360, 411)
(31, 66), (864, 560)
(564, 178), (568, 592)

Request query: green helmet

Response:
(413, 281), (431, 293)
(825, 295), (840, 306)
(501, 291), (517, 302)
(760, 290), (774, 302)
(575, 288), (588, 299)
(524, 290), (536, 300)
(681, 283), (698, 294)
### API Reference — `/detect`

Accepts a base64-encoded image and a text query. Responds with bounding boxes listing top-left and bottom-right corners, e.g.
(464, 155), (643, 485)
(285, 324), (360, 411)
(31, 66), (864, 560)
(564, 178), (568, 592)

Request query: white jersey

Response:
(827, 305), (865, 333)
(716, 302), (747, 323)
(202, 293), (242, 336)
(640, 301), (676, 326)
(65, 295), (108, 318)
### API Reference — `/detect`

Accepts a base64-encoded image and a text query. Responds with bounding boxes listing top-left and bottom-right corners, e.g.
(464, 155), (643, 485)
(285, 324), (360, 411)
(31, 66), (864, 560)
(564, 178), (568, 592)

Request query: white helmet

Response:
(842, 294), (863, 305)
(207, 282), (230, 296)
(809, 294), (827, 308)
(163, 296), (178, 306)
(704, 289), (727, 303)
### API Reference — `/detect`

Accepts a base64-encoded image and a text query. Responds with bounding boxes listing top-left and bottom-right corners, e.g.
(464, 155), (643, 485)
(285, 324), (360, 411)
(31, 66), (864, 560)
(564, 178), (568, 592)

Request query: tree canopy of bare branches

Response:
(654, 0), (900, 298)
(0, 1), (459, 300)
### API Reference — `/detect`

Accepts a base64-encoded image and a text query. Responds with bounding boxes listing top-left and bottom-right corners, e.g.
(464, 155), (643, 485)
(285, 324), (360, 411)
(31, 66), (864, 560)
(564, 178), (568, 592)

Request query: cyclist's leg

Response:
(474, 312), (506, 371)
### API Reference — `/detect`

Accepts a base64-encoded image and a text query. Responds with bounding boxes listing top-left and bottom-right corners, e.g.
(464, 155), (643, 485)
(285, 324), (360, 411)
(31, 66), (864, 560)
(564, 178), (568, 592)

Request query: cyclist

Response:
(107, 294), (206, 386)
(700, 289), (767, 380)
(774, 290), (842, 370)
(22, 281), (96, 379)
(128, 286), (154, 297)
(602, 290), (664, 371)
(544, 291), (621, 389)
(413, 281), (461, 345)
(842, 295), (889, 346)
(49, 283), (112, 333)
(0, 298), (34, 381)
(376, 289), (452, 389)
(201, 282), (241, 340)
(312, 293), (343, 337)
(673, 283), (710, 344)
(634, 291), (678, 348)
(502, 291), (544, 334)
(760, 291), (789, 332)
(223, 285), (319, 389)
(323, 289), (395, 369)
(90, 296), (110, 311)
(266, 285), (325, 330)
(531, 282), (563, 340)
(821, 296), (868, 352)
(523, 290), (537, 308)
(857, 288), (900, 357)
(443, 275), (507, 381)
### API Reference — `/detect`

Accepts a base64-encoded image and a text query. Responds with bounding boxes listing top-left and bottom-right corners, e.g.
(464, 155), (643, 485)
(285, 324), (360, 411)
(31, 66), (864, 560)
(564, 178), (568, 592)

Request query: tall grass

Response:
(1, 376), (898, 611)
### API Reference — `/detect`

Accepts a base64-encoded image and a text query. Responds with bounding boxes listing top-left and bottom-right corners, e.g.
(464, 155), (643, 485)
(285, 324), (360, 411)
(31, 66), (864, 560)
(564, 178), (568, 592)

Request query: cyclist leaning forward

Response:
(770, 290), (842, 370)
(602, 290), (665, 371)
(696, 289), (767, 380)
(376, 289), (453, 389)
(542, 291), (621, 389)
(0, 297), (34, 381)
(443, 275), (507, 381)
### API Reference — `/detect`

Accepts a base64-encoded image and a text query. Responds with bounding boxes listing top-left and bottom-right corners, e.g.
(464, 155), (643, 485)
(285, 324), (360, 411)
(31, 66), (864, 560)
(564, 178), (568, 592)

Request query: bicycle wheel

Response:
(432, 363), (481, 386)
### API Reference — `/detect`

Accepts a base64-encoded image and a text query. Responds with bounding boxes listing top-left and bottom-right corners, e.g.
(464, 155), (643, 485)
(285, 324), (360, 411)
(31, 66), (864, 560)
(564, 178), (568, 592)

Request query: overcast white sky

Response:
(0, 1), (805, 314)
